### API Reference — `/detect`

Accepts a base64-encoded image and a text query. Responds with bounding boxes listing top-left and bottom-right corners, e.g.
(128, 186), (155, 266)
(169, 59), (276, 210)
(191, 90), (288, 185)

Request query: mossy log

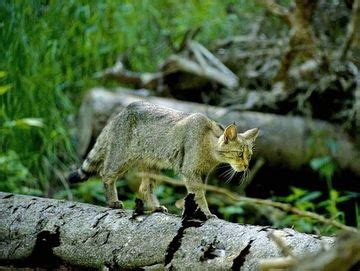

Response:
(0, 192), (334, 270)
(76, 88), (360, 177)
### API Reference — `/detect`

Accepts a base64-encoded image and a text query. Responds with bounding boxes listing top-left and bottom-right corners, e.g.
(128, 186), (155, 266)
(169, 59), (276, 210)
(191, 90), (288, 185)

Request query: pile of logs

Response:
(96, 0), (360, 135)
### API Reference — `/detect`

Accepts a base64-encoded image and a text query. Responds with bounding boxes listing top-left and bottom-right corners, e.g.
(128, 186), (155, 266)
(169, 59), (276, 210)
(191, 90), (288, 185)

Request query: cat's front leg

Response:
(183, 176), (214, 218)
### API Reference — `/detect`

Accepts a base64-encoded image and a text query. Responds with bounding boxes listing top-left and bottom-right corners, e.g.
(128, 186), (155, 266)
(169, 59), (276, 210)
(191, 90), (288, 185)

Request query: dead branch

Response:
(260, 230), (360, 271)
(162, 46), (239, 90)
(138, 172), (357, 232)
(340, 0), (360, 60)
(97, 40), (238, 97)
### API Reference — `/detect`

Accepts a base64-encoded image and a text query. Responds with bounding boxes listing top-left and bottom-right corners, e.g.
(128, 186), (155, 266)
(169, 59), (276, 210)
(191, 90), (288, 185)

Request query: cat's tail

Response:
(68, 167), (91, 184)
(68, 143), (102, 183)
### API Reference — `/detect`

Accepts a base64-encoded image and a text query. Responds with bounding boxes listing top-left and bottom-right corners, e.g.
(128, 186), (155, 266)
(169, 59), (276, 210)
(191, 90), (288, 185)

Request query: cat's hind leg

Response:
(102, 174), (123, 209)
(139, 173), (167, 213)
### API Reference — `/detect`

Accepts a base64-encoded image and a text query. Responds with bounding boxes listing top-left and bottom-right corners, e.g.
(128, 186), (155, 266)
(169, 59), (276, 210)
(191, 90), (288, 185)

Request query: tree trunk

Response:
(256, 0), (319, 84)
(76, 88), (360, 178)
(0, 192), (334, 270)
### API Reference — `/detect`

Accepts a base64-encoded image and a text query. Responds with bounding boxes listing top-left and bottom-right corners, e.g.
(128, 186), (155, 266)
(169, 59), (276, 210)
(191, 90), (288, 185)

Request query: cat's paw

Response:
(154, 205), (168, 213)
(109, 200), (124, 209)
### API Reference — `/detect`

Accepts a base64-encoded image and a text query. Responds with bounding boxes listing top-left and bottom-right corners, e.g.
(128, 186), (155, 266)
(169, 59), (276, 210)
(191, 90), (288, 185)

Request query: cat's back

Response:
(126, 101), (190, 124)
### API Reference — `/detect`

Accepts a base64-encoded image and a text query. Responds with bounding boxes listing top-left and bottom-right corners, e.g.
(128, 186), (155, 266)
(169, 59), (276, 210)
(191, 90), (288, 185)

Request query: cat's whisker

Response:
(224, 170), (234, 181)
(219, 167), (232, 178)
(244, 169), (251, 183)
(225, 169), (236, 184)
(239, 169), (248, 185)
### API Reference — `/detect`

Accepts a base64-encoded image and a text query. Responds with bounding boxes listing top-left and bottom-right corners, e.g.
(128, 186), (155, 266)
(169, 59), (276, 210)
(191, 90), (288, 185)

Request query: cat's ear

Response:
(240, 128), (259, 142)
(224, 123), (237, 143)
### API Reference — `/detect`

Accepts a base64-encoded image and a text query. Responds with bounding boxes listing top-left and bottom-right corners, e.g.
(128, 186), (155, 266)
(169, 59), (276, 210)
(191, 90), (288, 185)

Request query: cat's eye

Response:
(237, 151), (243, 157)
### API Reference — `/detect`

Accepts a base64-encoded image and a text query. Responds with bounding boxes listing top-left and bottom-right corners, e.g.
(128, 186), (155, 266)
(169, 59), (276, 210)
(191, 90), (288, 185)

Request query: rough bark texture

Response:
(0, 192), (334, 270)
(76, 88), (360, 178)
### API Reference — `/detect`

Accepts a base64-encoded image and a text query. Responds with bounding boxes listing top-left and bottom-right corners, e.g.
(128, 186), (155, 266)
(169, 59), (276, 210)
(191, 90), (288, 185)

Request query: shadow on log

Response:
(0, 192), (335, 270)
(76, 88), (360, 178)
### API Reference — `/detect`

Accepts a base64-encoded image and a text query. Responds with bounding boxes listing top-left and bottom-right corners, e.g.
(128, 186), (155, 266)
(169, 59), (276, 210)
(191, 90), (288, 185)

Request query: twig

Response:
(259, 230), (297, 270)
(191, 41), (238, 79)
(256, 0), (291, 26)
(268, 230), (294, 257)
(137, 172), (358, 232)
(260, 230), (360, 271)
(162, 55), (239, 89)
(339, 0), (360, 60)
(259, 256), (296, 271)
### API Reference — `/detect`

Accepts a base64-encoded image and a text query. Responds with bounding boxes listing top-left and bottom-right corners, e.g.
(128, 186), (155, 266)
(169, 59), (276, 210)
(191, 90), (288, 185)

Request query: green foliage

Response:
(274, 188), (321, 233)
(271, 132), (359, 234)
(0, 150), (42, 195)
(0, 1), (246, 194)
(219, 203), (244, 221)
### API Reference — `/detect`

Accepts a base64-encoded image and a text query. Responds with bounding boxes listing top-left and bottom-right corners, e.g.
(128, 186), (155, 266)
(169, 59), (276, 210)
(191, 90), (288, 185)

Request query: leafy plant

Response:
(0, 150), (42, 195)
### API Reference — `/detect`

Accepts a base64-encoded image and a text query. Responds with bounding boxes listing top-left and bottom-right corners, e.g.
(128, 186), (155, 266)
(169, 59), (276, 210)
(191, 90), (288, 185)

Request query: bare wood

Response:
(97, 40), (238, 93)
(190, 41), (238, 79)
(76, 88), (360, 177)
(162, 54), (239, 89)
(0, 192), (335, 270)
(291, 231), (360, 271)
(259, 256), (296, 271)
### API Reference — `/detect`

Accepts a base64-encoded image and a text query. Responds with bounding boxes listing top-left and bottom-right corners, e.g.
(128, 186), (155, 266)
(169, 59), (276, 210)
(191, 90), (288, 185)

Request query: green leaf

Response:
(310, 156), (332, 170)
(15, 118), (44, 128)
(298, 191), (322, 203)
(0, 71), (6, 78)
(0, 84), (12, 95)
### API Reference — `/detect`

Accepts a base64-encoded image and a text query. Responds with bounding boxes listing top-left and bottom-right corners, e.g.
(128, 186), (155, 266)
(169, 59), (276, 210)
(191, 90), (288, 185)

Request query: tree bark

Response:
(0, 192), (334, 270)
(76, 88), (360, 178)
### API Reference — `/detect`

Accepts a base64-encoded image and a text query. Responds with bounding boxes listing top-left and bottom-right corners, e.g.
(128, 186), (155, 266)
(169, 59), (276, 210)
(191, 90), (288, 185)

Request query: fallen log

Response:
(0, 192), (334, 270)
(76, 88), (360, 178)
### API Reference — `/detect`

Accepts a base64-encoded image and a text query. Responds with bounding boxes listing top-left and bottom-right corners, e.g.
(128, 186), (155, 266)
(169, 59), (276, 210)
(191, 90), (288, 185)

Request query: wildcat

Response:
(68, 101), (259, 217)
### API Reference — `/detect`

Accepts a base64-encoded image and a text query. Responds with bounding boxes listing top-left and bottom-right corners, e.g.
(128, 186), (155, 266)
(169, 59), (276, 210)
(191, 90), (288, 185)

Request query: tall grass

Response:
(0, 1), (254, 195)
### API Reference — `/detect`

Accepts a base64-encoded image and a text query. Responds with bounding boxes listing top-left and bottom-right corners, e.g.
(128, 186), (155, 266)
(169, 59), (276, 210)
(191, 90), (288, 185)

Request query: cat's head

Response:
(216, 123), (259, 172)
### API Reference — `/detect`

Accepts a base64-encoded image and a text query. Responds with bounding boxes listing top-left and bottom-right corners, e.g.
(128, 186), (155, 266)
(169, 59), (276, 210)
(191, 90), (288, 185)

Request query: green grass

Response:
(0, 0), (255, 194)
